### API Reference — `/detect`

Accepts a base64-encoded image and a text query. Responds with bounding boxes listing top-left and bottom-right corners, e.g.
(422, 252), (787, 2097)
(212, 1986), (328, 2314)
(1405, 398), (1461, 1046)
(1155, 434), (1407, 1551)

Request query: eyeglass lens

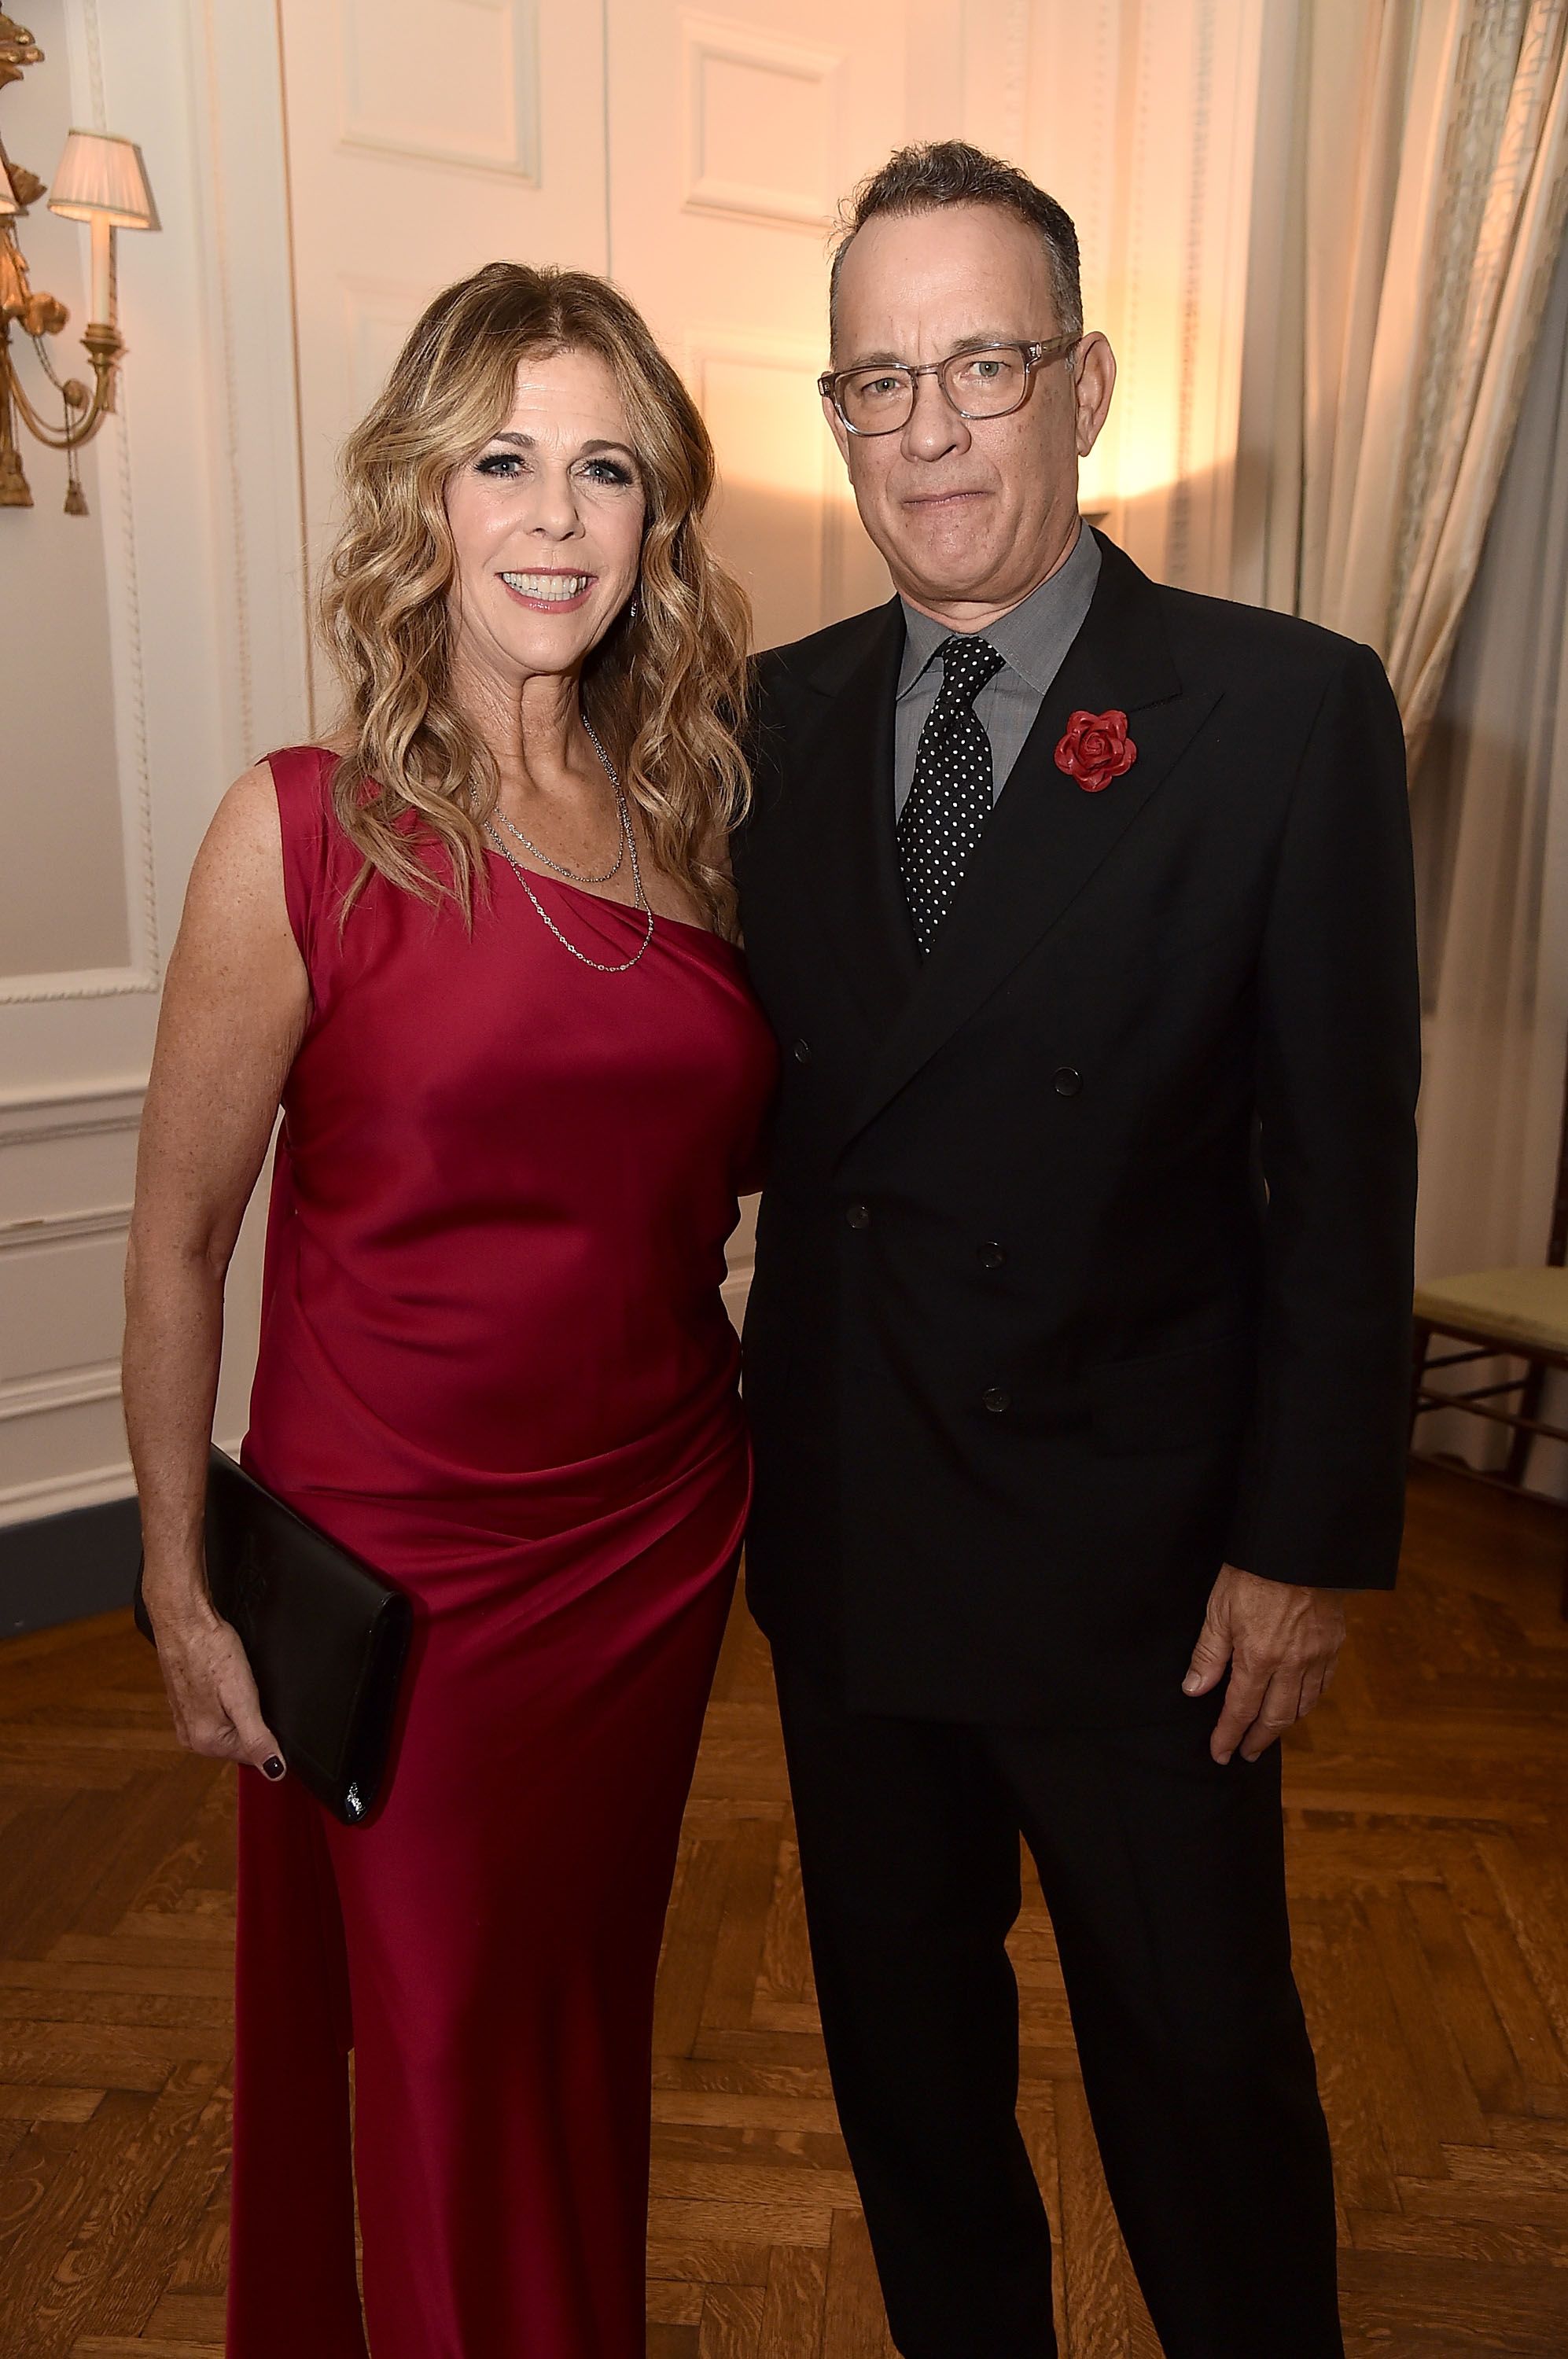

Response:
(837, 345), (1031, 433)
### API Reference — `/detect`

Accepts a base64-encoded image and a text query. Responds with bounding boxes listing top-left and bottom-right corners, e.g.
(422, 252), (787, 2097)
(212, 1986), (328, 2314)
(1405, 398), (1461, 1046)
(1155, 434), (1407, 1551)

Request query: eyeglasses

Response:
(818, 335), (1080, 436)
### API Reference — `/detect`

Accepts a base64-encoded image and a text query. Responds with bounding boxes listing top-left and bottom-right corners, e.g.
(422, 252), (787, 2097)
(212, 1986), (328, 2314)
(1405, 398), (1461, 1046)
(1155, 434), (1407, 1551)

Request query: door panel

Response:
(276, 0), (609, 656)
(606, 0), (899, 649)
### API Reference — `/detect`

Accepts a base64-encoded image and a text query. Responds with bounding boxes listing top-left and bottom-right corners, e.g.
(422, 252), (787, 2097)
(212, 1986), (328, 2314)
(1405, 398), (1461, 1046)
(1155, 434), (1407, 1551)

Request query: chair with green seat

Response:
(1409, 1065), (1568, 1613)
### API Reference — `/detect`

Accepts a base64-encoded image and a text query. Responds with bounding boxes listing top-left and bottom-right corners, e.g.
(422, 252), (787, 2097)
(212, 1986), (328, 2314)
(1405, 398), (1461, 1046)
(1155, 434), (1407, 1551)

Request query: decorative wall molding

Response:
(0, 1362), (124, 1426)
(0, 1079), (144, 1148)
(199, 0), (255, 756)
(190, 0), (314, 758)
(337, 0), (541, 183)
(998, 0), (1029, 160)
(340, 274), (432, 418)
(1, 1439), (240, 1527)
(101, 382), (160, 995)
(0, 1077), (141, 1521)
(683, 323), (855, 642)
(1164, 0), (1218, 587)
(0, 965), (158, 1009)
(683, 311), (887, 637)
(685, 326), (831, 451)
(681, 11), (841, 230)
(954, 0), (1033, 167)
(0, 1204), (134, 1253)
(0, 0), (164, 1010)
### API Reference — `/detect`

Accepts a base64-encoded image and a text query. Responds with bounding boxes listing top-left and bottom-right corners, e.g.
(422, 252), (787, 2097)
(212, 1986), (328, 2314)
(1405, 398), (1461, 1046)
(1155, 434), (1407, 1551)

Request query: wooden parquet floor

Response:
(1, 1459), (1566, 2357)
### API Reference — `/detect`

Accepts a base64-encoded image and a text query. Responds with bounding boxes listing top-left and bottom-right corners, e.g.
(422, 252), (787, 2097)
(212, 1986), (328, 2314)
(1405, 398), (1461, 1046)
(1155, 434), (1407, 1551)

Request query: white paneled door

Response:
(605, 0), (904, 648)
(277, 0), (904, 692)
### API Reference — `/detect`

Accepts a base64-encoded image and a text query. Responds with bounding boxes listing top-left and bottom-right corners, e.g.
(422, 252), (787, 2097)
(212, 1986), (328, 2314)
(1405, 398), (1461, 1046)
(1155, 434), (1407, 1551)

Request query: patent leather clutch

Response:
(132, 1446), (413, 1827)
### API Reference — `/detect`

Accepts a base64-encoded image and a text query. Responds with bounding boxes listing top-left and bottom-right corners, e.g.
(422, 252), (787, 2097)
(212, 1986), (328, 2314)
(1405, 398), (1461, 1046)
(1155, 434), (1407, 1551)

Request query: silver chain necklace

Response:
(491, 777), (626, 885)
(482, 716), (654, 975)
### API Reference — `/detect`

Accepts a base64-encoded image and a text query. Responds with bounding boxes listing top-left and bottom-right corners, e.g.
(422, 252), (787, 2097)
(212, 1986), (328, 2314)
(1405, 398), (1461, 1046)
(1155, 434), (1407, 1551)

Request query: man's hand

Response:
(1183, 1563), (1346, 1765)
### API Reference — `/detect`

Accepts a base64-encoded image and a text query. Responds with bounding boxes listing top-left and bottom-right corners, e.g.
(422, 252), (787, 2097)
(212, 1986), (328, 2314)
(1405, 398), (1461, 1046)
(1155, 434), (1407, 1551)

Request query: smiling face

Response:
(443, 345), (646, 693)
(826, 203), (1115, 626)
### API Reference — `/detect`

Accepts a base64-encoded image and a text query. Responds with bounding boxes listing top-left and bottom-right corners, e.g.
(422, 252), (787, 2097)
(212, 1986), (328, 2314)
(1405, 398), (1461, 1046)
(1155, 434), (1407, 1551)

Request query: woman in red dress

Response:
(122, 264), (776, 2358)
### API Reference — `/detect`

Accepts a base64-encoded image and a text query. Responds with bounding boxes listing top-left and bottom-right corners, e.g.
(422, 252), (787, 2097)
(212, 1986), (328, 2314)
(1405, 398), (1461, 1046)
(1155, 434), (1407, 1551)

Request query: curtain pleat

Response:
(1268, 0), (1568, 760)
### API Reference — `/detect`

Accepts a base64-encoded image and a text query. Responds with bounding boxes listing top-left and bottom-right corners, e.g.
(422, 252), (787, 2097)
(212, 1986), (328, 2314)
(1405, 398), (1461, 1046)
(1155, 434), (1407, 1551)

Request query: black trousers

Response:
(771, 1651), (1343, 2359)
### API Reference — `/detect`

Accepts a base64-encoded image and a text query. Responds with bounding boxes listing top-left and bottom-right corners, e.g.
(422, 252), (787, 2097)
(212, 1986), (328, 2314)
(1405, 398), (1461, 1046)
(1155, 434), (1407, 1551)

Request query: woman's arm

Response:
(123, 760), (311, 1773)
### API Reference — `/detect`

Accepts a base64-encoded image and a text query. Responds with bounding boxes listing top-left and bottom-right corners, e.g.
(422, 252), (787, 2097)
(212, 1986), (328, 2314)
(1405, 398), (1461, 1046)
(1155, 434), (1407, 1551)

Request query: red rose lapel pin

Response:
(1055, 709), (1136, 794)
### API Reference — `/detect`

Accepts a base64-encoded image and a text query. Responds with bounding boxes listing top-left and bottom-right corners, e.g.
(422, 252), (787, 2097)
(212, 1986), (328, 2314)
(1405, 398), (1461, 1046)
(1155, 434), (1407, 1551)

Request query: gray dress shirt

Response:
(893, 521), (1102, 819)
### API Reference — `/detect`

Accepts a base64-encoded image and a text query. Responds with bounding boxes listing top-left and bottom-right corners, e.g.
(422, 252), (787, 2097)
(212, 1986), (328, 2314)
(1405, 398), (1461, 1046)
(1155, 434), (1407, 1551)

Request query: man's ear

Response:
(1073, 333), (1117, 459)
(822, 390), (853, 472)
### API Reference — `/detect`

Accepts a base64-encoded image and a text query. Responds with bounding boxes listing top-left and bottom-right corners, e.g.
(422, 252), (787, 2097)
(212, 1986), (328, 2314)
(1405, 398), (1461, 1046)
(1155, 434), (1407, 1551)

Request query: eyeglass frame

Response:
(817, 333), (1082, 436)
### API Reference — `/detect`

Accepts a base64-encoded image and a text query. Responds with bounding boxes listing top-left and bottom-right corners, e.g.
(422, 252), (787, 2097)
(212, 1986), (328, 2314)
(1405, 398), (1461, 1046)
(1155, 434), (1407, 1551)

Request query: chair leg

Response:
(1504, 1359), (1547, 1487)
(1409, 1319), (1434, 1448)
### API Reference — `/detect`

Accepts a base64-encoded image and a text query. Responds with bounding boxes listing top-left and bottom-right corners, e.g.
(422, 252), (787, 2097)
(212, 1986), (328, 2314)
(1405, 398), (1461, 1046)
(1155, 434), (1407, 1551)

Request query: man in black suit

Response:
(733, 142), (1419, 2359)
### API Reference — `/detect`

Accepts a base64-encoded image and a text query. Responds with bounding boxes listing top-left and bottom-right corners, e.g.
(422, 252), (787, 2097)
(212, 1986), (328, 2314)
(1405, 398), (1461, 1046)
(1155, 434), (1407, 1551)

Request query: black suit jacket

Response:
(733, 530), (1420, 1724)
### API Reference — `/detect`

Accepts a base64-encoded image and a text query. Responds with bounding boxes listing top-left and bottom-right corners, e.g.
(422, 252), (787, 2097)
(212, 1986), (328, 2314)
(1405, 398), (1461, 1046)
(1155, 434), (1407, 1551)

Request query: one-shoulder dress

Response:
(226, 747), (776, 2359)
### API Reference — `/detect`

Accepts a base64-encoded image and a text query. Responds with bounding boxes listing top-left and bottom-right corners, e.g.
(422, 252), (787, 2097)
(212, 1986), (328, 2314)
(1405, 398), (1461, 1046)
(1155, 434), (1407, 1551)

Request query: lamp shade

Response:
(47, 131), (156, 230)
(0, 154), (19, 219)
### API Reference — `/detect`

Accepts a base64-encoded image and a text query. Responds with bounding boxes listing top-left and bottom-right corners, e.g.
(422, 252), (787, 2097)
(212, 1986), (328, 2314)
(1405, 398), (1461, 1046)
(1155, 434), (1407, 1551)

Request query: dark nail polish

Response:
(262, 1756), (285, 1780)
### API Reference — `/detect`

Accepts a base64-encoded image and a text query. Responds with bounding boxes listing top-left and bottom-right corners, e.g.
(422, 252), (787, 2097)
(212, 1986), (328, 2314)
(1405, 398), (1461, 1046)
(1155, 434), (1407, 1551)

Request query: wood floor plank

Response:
(1055, 2075), (1161, 2359)
(699, 1816), (787, 2036)
(819, 2208), (896, 2359)
(756, 2243), (827, 2359)
(1339, 2247), (1568, 2356)
(646, 2328), (700, 2359)
(698, 2280), (764, 2359)
(23, 2060), (227, 2359)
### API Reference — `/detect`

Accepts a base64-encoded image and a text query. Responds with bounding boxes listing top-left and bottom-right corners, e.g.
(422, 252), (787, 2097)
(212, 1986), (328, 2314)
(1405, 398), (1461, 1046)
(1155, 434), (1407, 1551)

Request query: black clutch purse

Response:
(132, 1446), (413, 1827)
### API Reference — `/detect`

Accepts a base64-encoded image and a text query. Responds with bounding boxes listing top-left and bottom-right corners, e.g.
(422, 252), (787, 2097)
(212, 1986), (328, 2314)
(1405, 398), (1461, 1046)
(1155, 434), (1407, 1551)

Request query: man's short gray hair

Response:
(828, 140), (1084, 355)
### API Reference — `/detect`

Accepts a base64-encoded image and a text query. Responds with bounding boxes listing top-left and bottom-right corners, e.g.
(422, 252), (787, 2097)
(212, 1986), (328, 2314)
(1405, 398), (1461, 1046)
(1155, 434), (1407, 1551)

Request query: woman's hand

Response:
(145, 1581), (286, 1777)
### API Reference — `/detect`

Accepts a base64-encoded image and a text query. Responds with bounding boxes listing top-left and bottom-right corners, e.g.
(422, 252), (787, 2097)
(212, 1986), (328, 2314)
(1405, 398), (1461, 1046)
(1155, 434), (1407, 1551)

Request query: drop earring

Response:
(628, 591), (641, 621)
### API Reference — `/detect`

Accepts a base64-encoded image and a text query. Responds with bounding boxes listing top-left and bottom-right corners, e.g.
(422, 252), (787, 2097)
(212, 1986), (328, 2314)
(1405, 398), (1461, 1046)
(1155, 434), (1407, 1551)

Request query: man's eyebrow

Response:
(944, 333), (1025, 355)
(834, 333), (1024, 371)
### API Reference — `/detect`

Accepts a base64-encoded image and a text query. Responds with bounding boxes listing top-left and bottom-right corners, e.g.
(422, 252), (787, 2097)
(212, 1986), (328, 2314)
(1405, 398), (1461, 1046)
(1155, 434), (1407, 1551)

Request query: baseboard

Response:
(0, 1494), (142, 1639)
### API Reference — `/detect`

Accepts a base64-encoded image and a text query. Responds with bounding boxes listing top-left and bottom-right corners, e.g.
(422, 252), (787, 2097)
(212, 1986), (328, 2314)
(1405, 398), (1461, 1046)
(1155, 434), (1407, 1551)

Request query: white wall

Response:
(0, 0), (1271, 1537)
(0, 4), (127, 981)
(0, 0), (303, 1523)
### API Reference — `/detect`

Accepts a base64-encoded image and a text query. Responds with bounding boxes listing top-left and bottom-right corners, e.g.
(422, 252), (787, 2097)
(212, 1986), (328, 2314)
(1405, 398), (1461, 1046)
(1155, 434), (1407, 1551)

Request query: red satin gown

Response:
(227, 747), (776, 2359)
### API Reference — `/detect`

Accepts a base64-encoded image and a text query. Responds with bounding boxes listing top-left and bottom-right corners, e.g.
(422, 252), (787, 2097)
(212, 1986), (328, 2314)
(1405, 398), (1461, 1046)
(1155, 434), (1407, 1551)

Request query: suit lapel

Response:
(842, 533), (1220, 1147)
(774, 598), (920, 1036)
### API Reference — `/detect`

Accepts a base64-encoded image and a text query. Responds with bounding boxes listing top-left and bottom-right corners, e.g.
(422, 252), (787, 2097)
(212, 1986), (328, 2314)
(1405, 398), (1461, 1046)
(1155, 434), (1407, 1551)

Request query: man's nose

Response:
(900, 372), (970, 463)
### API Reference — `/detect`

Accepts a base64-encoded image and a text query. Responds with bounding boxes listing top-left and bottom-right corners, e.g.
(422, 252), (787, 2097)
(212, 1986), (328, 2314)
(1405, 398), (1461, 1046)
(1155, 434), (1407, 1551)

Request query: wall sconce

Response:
(0, 13), (156, 517)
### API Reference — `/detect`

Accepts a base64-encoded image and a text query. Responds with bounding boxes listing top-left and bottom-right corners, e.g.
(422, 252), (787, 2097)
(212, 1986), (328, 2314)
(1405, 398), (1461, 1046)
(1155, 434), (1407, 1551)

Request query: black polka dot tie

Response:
(896, 634), (1006, 953)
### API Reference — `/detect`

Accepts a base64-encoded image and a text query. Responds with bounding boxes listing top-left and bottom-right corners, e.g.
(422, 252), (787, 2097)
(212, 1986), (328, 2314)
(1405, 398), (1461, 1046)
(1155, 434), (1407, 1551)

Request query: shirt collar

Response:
(896, 520), (1102, 698)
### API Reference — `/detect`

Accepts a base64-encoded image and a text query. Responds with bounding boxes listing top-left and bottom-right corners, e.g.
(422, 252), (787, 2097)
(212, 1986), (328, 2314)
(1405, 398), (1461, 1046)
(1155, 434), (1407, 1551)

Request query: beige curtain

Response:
(1254, 0), (1568, 761)
(1238, 2), (1568, 1489)
(1408, 226), (1568, 1485)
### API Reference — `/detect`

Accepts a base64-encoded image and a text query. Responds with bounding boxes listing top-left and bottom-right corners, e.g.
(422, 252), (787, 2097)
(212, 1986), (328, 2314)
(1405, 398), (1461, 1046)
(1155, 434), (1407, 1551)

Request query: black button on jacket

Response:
(732, 530), (1419, 1724)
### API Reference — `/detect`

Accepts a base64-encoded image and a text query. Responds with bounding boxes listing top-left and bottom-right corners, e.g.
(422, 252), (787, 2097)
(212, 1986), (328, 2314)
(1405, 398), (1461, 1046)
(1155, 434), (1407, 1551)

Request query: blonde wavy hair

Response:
(319, 262), (753, 934)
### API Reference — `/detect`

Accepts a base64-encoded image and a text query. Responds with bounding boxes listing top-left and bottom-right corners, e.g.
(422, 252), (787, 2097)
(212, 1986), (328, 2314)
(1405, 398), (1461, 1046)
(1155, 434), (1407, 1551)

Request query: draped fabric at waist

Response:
(245, 1220), (750, 1600)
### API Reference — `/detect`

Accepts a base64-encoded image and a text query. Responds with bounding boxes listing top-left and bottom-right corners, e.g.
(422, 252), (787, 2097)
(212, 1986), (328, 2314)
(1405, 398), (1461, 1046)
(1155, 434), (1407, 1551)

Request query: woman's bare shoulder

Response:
(182, 761), (292, 941)
(199, 757), (284, 863)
